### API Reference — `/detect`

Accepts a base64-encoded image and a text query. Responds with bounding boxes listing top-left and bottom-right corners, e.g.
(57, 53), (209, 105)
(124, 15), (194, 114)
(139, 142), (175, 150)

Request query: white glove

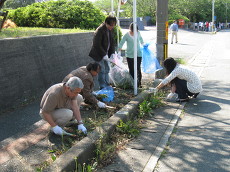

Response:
(103, 55), (109, 60)
(97, 101), (106, 108)
(92, 91), (97, 96)
(52, 125), (64, 135)
(78, 124), (87, 134)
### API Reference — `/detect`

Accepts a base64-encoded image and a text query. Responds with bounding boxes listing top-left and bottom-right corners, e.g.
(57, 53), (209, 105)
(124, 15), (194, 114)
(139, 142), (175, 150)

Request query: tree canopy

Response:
(3, 0), (230, 25)
(3, 0), (36, 9)
(93, 0), (230, 24)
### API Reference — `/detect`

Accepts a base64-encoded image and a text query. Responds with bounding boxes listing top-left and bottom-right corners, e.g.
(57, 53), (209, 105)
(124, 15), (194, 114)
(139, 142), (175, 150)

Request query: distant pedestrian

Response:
(89, 15), (117, 89)
(195, 22), (198, 31)
(154, 57), (202, 102)
(221, 23), (224, 29)
(205, 21), (209, 32)
(170, 20), (178, 44)
(117, 23), (144, 87)
(39, 77), (87, 135)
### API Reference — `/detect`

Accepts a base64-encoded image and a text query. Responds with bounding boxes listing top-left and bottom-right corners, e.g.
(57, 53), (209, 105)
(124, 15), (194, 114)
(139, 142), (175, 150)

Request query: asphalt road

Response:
(121, 26), (213, 63)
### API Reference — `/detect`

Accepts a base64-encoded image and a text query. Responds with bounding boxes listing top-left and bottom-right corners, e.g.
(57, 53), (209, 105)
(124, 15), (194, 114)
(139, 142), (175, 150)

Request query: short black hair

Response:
(105, 16), (117, 26)
(86, 62), (101, 72)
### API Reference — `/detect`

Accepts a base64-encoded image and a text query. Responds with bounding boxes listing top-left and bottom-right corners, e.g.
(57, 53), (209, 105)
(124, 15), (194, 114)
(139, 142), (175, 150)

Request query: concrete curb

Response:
(45, 90), (152, 171)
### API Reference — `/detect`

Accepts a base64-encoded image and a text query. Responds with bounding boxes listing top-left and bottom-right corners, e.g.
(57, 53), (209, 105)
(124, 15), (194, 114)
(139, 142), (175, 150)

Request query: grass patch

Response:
(0, 27), (92, 39)
(175, 58), (186, 64)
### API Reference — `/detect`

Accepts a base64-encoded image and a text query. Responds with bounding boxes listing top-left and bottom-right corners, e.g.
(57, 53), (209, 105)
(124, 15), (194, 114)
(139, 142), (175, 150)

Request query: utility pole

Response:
(156, 0), (168, 79)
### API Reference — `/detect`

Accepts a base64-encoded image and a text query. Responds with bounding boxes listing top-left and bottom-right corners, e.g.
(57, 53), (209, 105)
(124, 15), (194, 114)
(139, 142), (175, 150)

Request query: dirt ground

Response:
(44, 79), (154, 155)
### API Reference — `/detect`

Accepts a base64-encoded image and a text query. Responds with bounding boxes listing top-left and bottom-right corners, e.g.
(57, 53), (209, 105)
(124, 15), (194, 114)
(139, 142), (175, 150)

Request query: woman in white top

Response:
(155, 57), (202, 102)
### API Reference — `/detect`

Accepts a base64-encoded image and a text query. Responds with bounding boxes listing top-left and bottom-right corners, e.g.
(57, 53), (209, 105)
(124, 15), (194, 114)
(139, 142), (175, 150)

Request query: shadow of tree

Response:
(155, 80), (230, 171)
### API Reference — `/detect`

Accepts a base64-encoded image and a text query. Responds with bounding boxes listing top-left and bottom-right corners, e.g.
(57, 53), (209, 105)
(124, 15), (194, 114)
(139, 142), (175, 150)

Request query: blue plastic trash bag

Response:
(94, 86), (114, 102)
(141, 43), (163, 73)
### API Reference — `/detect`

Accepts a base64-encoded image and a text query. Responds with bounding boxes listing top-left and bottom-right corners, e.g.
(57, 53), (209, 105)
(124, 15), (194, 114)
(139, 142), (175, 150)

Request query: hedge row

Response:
(7, 0), (106, 29)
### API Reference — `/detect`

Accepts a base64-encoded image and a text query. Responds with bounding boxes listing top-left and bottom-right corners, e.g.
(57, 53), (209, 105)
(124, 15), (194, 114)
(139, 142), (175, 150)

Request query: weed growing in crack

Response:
(74, 157), (97, 172)
(95, 134), (116, 167)
(138, 94), (164, 118)
(116, 119), (140, 138)
(139, 100), (153, 118)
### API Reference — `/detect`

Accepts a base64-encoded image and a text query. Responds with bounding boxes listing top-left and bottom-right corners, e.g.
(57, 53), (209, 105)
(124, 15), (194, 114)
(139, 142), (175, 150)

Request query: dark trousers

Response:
(173, 77), (194, 99)
(127, 57), (142, 86)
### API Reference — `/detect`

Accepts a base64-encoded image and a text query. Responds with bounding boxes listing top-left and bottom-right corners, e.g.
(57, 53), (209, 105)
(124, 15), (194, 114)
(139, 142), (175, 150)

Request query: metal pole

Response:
(117, 0), (121, 45)
(133, 0), (137, 95)
(111, 0), (113, 15)
(226, 3), (228, 28)
(212, 0), (215, 32)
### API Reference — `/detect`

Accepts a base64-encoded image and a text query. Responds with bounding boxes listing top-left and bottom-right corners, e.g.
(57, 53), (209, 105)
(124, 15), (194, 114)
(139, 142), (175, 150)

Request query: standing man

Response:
(62, 62), (107, 108)
(170, 20), (178, 44)
(89, 16), (117, 89)
(40, 77), (87, 135)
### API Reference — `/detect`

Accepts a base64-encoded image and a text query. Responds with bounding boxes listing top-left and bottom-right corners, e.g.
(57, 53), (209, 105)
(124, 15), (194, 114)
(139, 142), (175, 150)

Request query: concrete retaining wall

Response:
(0, 32), (94, 112)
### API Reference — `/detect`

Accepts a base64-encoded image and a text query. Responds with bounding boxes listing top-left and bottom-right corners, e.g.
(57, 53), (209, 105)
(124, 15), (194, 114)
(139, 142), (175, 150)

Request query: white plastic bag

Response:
(109, 53), (133, 89)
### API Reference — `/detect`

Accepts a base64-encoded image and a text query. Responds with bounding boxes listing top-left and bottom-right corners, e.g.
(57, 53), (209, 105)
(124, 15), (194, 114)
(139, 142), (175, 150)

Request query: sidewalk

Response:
(155, 30), (230, 172)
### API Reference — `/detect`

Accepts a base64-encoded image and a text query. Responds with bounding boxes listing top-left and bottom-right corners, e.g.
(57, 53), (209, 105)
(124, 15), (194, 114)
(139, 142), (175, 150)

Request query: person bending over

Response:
(63, 62), (106, 108)
(154, 57), (202, 102)
(39, 76), (87, 135)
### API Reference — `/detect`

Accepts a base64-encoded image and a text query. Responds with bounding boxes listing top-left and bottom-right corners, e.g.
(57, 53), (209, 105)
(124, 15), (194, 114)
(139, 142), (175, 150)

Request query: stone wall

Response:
(0, 32), (94, 112)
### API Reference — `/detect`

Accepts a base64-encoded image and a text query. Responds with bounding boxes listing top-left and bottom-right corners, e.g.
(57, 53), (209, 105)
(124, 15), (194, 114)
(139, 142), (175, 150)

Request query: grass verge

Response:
(0, 27), (92, 39)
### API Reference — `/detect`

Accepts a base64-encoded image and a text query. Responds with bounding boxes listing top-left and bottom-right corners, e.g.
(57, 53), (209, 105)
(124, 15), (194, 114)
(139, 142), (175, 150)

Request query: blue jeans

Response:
(97, 59), (110, 89)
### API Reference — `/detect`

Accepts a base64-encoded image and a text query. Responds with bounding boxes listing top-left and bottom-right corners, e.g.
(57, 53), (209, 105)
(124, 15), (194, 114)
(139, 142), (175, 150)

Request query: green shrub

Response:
(7, 0), (106, 29)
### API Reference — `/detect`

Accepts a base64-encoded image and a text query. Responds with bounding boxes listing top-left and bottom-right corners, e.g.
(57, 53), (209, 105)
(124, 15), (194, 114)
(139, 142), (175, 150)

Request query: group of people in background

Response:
(194, 21), (229, 32)
(39, 16), (202, 136)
